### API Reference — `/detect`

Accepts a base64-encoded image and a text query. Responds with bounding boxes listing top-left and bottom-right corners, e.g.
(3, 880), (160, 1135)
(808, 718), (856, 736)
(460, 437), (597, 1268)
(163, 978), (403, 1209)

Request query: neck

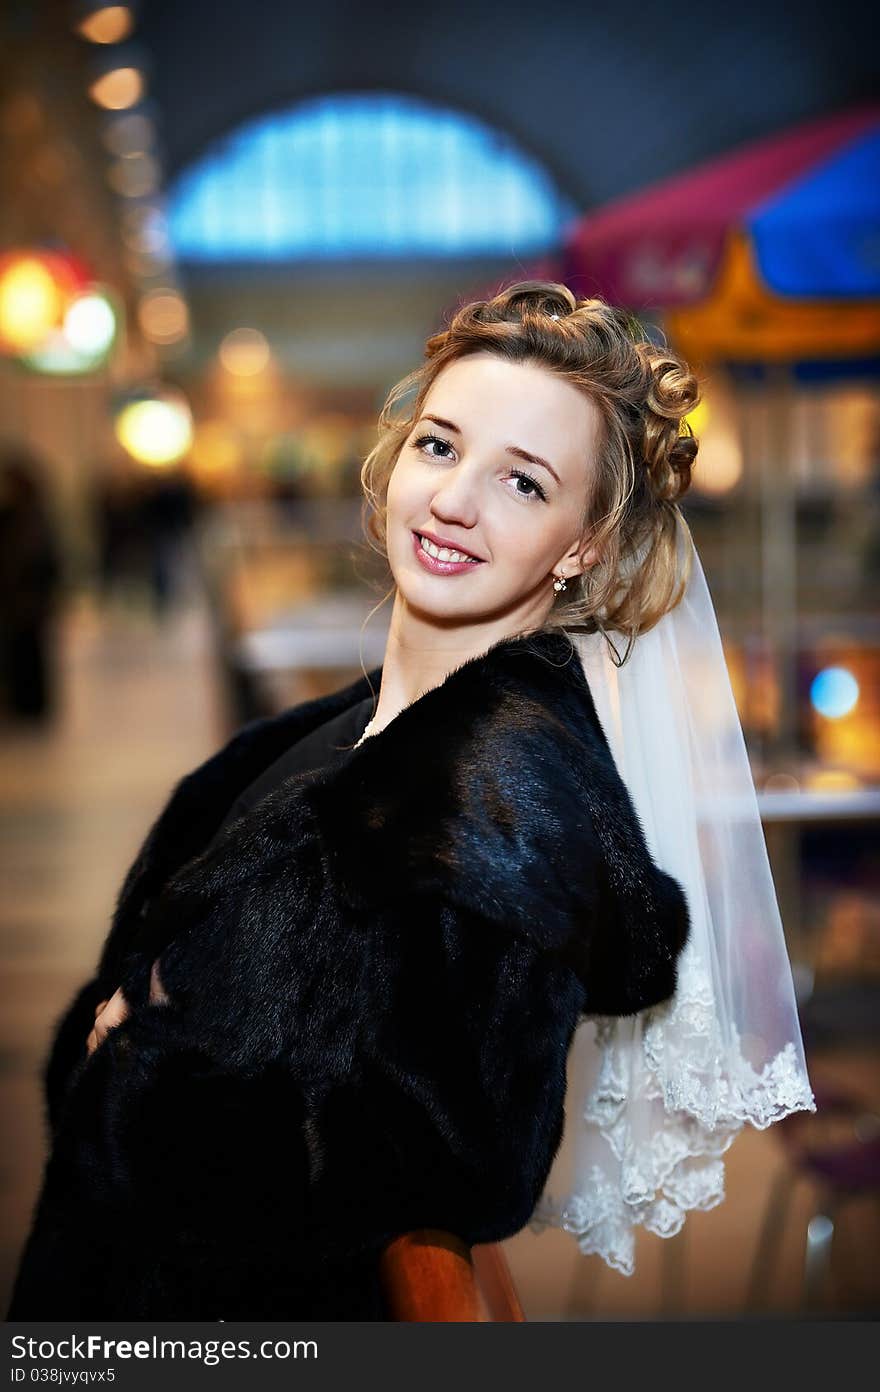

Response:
(366, 589), (553, 736)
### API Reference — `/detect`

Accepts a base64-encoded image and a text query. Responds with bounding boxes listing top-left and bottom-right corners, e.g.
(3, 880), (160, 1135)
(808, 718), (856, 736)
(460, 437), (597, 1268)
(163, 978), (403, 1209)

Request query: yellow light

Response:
(137, 289), (189, 345)
(683, 399), (709, 435)
(115, 395), (194, 467)
(219, 327), (270, 376)
(805, 769), (861, 793)
(76, 6), (134, 44)
(88, 66), (144, 111)
(0, 256), (62, 353)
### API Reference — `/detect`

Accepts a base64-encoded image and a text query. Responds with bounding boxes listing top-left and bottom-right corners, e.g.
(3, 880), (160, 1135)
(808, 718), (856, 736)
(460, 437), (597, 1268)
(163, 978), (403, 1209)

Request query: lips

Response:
(416, 530), (484, 561)
(411, 531), (486, 575)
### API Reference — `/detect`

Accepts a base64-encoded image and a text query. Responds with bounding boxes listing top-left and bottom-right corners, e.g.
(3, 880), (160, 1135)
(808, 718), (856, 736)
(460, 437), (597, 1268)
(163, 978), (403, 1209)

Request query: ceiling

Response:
(139, 0), (879, 212)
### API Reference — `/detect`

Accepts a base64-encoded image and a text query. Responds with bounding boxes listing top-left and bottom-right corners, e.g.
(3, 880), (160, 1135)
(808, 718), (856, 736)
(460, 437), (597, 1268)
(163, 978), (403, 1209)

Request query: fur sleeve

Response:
(38, 669), (382, 1135)
(97, 665), (379, 987)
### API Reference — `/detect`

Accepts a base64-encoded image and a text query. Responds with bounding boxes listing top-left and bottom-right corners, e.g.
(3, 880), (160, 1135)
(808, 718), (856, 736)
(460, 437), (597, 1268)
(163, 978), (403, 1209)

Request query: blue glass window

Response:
(167, 92), (576, 261)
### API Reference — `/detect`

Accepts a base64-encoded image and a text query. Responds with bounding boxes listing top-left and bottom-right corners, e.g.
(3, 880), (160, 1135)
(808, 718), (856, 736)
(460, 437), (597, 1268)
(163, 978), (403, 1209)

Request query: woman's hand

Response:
(86, 959), (168, 1057)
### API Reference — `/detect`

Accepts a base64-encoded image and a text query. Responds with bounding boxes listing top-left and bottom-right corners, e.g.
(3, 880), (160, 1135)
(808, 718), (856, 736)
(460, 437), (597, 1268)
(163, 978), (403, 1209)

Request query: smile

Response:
(412, 531), (485, 574)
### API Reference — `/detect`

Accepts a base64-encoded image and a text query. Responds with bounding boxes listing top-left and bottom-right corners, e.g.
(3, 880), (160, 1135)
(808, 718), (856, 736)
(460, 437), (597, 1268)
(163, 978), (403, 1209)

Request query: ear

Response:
(554, 533), (600, 579)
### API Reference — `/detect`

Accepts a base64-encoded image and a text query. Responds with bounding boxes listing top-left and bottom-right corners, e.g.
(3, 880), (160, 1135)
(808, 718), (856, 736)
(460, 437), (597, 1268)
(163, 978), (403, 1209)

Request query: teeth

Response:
(419, 535), (479, 563)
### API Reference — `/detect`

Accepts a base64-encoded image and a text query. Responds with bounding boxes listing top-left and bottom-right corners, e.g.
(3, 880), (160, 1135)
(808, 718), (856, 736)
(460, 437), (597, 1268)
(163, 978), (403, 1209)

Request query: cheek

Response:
(490, 510), (566, 572)
(386, 457), (418, 521)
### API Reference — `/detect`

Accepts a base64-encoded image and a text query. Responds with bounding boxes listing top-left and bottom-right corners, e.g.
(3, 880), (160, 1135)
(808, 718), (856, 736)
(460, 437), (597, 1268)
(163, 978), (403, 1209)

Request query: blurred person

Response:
(0, 446), (63, 724)
(272, 466), (310, 515)
(7, 285), (813, 1320)
(92, 464), (151, 612)
(137, 468), (200, 619)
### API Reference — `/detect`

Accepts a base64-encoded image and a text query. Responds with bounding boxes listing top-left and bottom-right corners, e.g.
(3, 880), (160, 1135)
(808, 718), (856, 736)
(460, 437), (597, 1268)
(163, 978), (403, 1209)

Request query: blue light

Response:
(810, 666), (859, 720)
(167, 92), (577, 262)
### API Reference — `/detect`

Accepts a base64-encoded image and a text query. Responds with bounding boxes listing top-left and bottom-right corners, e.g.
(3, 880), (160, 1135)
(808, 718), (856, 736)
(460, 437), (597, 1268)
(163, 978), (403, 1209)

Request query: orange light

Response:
(76, 6), (134, 44)
(88, 66), (144, 111)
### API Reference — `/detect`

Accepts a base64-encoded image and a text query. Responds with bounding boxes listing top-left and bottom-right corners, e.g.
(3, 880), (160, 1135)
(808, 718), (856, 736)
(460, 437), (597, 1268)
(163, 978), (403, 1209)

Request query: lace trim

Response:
(527, 944), (817, 1277)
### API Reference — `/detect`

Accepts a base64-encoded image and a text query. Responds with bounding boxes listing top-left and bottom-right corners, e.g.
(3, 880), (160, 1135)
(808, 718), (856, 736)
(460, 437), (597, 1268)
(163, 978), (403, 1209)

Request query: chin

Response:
(398, 582), (478, 623)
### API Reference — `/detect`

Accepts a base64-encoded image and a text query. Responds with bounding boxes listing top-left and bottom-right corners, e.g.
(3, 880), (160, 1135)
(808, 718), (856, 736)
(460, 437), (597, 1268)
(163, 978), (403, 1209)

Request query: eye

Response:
(412, 433), (548, 503)
(413, 432), (455, 460)
(507, 469), (548, 503)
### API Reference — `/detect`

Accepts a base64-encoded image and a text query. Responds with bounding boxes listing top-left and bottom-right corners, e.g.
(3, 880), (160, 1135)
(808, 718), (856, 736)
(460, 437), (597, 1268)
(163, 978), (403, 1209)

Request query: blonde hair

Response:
(359, 280), (702, 666)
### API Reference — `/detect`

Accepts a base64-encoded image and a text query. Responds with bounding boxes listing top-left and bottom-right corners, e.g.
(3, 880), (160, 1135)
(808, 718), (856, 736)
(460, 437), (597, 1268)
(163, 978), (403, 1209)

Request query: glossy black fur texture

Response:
(7, 626), (690, 1320)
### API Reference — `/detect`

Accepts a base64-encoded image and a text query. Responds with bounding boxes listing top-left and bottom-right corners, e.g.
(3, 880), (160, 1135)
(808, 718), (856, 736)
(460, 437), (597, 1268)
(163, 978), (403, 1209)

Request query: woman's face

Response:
(385, 352), (601, 632)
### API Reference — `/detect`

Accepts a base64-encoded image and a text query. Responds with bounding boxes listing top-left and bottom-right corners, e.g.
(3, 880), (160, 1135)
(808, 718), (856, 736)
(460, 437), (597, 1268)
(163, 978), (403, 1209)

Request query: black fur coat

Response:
(7, 626), (690, 1321)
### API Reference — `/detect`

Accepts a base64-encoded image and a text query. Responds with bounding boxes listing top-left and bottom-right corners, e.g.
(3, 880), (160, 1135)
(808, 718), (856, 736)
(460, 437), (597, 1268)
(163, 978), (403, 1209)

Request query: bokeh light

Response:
(810, 666), (860, 720)
(63, 289), (117, 357)
(88, 66), (144, 111)
(0, 256), (63, 352)
(76, 5), (134, 45)
(219, 327), (271, 376)
(107, 152), (160, 198)
(115, 391), (194, 466)
(137, 288), (189, 344)
(101, 111), (154, 157)
(119, 204), (169, 253)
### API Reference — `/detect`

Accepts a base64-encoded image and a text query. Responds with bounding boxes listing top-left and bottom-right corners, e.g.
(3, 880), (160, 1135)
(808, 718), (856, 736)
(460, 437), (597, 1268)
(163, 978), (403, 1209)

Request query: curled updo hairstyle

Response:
(360, 280), (701, 665)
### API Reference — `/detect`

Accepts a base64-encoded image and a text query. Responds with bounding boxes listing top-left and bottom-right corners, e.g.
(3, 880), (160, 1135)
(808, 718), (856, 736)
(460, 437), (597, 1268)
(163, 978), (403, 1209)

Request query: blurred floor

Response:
(1, 590), (878, 1320)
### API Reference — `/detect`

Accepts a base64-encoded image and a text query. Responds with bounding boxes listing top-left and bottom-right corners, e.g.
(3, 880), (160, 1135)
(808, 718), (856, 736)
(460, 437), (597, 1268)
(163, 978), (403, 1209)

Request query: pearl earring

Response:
(553, 572), (568, 594)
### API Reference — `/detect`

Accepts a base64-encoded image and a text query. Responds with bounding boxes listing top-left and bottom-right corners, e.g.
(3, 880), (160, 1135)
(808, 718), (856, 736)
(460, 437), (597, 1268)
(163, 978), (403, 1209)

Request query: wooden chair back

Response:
(379, 1229), (525, 1322)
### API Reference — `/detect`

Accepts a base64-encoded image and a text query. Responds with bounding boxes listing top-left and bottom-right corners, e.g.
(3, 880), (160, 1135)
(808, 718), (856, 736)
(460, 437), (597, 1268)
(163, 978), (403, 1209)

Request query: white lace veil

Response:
(529, 511), (817, 1276)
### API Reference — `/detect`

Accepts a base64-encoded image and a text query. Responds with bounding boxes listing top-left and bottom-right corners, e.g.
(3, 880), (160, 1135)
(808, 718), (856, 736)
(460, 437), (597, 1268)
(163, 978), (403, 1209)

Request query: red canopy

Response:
(562, 103), (880, 309)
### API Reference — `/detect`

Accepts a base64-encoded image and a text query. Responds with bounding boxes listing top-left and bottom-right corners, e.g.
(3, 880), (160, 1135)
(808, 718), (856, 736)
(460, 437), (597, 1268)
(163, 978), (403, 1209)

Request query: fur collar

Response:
(105, 626), (689, 1019)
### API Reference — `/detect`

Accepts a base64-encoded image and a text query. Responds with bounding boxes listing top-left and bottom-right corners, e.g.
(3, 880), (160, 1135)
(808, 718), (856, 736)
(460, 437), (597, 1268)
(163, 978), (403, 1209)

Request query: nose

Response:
(429, 458), (480, 531)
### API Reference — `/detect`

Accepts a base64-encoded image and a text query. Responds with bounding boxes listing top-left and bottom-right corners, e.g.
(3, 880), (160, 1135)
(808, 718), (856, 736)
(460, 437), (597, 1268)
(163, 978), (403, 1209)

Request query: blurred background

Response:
(1, 0), (878, 1322)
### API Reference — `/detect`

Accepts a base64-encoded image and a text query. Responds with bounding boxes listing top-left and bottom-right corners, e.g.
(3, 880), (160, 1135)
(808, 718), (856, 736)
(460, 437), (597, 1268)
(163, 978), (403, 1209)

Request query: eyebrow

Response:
(415, 414), (562, 486)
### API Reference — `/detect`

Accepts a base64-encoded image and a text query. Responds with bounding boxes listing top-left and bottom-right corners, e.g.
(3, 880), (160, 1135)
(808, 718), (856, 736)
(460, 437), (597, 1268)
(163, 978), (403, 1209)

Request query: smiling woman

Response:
(6, 280), (812, 1319)
(372, 353), (603, 659)
(361, 286), (698, 658)
(354, 285), (698, 736)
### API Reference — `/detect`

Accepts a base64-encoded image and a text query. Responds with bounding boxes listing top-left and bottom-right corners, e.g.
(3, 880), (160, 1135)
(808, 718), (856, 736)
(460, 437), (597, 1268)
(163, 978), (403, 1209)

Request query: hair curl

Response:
(359, 280), (702, 666)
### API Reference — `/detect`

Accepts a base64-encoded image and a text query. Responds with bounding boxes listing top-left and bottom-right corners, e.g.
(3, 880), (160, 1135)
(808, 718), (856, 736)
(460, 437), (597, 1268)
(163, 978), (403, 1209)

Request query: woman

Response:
(6, 283), (803, 1320)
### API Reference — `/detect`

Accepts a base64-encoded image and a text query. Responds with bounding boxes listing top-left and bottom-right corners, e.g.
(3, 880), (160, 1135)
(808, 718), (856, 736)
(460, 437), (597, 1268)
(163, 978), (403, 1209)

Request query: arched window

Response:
(167, 92), (576, 261)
